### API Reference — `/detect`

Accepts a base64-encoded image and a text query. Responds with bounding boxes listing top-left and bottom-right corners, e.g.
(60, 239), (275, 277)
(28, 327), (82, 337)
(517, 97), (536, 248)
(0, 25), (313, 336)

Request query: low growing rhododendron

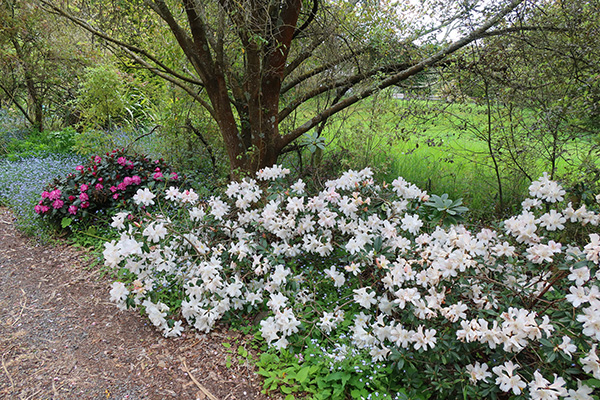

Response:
(104, 166), (600, 399)
(35, 148), (180, 227)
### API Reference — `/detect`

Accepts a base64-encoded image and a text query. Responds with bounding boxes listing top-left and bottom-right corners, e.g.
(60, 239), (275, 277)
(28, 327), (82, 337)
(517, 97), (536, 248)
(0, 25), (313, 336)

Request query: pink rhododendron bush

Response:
(35, 148), (179, 226)
(104, 166), (600, 399)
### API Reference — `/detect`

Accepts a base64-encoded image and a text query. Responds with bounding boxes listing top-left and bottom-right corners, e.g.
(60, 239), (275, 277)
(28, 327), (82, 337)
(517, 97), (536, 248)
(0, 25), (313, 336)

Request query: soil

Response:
(0, 207), (279, 400)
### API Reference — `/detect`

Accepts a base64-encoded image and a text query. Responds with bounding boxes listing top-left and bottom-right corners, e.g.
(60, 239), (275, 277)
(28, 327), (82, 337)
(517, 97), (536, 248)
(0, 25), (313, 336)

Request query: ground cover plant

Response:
(0, 153), (86, 235)
(104, 165), (600, 399)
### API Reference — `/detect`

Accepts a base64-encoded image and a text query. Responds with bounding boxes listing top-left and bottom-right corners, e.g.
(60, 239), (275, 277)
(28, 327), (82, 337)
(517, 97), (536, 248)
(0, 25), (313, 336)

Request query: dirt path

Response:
(0, 208), (274, 400)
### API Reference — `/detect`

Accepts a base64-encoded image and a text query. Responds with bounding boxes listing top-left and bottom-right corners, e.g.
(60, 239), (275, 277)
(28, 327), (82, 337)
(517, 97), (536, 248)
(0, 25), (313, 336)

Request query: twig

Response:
(10, 289), (27, 327)
(1, 354), (15, 394)
(125, 125), (160, 151)
(179, 357), (220, 400)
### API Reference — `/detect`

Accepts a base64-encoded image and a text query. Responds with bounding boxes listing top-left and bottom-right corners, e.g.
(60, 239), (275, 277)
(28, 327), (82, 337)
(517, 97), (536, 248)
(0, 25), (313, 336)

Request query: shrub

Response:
(104, 167), (600, 399)
(34, 148), (180, 227)
(3, 127), (78, 160)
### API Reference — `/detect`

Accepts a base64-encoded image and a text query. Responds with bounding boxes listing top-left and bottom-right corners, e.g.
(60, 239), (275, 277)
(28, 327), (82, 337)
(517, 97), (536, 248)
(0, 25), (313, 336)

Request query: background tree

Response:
(0, 0), (92, 132)
(42, 0), (529, 175)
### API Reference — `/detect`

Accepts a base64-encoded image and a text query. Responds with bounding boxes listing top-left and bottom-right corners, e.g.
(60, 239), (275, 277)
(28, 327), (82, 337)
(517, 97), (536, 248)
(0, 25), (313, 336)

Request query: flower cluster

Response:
(104, 168), (600, 399)
(34, 148), (180, 225)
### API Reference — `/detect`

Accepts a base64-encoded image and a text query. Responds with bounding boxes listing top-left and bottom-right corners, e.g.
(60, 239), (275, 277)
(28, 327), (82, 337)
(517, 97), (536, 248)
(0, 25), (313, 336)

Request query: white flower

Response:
(568, 266), (590, 286)
(189, 206), (206, 221)
(166, 320), (184, 337)
(412, 326), (437, 351)
(103, 240), (122, 267)
(584, 233), (600, 263)
(580, 344), (600, 379)
(566, 381), (595, 400)
(208, 196), (229, 220)
(110, 212), (129, 229)
(324, 266), (346, 287)
(492, 361), (526, 395)
(291, 179), (306, 194)
(256, 165), (290, 180)
(558, 336), (577, 358)
(109, 281), (129, 310)
(353, 287), (377, 309)
(142, 222), (168, 243)
(165, 186), (181, 201)
(401, 214), (423, 235)
(133, 188), (156, 206)
(566, 285), (589, 308)
(267, 292), (288, 311)
(344, 262), (361, 276)
(538, 210), (566, 231)
(466, 362), (491, 384)
(528, 371), (567, 400)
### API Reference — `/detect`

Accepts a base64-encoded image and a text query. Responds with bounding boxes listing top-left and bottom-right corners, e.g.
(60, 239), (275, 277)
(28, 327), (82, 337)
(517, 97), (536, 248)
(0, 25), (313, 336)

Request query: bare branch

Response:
(281, 0), (527, 147)
(293, 0), (319, 39)
(281, 46), (370, 94)
(40, 0), (204, 87)
(279, 61), (411, 121)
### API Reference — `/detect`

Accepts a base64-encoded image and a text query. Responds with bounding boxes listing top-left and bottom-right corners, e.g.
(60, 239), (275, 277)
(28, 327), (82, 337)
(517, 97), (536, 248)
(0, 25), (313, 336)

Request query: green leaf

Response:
(281, 386), (293, 394)
(61, 217), (73, 228)
(296, 366), (310, 383)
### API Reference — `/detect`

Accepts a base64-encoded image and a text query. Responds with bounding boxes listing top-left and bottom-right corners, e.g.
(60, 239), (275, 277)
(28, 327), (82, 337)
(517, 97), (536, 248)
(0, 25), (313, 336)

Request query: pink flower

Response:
(98, 177), (103, 182)
(35, 204), (50, 214)
(94, 155), (102, 163)
(131, 176), (141, 185)
(123, 177), (132, 186)
(76, 165), (84, 171)
(69, 195), (76, 201)
(170, 172), (179, 180)
(153, 172), (164, 180)
(48, 189), (61, 200)
(41, 191), (50, 199)
(109, 186), (118, 193)
(80, 184), (88, 192)
(81, 201), (90, 209)
(68, 205), (77, 215)
(79, 193), (89, 202)
(117, 182), (127, 191)
(117, 157), (127, 166)
(113, 193), (119, 200)
(52, 199), (64, 209)
(95, 183), (104, 191)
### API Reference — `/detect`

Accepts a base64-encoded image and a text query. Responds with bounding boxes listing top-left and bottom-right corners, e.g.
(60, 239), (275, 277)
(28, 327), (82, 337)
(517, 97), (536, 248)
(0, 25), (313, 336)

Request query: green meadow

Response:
(311, 95), (594, 221)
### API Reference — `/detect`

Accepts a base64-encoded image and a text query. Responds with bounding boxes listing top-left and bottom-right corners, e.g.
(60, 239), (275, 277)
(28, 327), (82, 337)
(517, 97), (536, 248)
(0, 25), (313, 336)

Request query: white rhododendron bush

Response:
(104, 166), (600, 399)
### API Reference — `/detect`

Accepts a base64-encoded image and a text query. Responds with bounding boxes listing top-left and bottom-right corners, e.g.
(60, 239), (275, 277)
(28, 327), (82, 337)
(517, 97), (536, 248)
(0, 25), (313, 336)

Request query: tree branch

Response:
(40, 0), (204, 87)
(281, 46), (370, 94)
(0, 82), (35, 127)
(292, 0), (318, 39)
(112, 44), (217, 119)
(279, 61), (412, 121)
(281, 0), (527, 147)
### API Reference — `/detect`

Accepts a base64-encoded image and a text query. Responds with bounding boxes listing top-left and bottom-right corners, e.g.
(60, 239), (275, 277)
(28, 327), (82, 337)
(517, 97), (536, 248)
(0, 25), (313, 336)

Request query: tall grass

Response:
(317, 95), (587, 221)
